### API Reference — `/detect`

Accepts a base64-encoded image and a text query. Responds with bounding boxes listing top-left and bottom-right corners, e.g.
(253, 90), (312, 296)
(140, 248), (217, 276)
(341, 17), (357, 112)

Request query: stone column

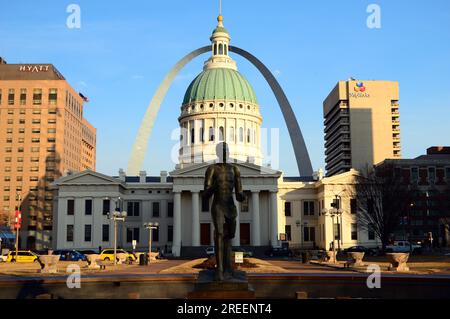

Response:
(232, 195), (240, 246)
(191, 191), (200, 246)
(251, 191), (261, 246)
(270, 191), (279, 247)
(172, 191), (182, 256)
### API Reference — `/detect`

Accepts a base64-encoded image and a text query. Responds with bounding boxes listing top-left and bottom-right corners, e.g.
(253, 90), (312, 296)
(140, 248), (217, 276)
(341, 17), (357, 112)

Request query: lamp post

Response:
(14, 192), (21, 261)
(144, 222), (159, 263)
(322, 196), (343, 264)
(106, 197), (127, 266)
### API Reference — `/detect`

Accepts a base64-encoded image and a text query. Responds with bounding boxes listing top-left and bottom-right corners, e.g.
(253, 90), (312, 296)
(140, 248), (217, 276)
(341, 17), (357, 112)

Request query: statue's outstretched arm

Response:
(233, 165), (246, 202)
(203, 165), (216, 199)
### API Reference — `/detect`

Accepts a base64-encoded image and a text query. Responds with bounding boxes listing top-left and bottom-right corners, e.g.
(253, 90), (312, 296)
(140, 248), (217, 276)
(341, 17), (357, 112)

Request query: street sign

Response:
(132, 239), (137, 250)
(234, 252), (243, 264)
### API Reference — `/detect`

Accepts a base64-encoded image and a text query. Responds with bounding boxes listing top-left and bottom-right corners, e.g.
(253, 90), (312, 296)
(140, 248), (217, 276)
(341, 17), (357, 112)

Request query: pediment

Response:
(53, 170), (123, 186)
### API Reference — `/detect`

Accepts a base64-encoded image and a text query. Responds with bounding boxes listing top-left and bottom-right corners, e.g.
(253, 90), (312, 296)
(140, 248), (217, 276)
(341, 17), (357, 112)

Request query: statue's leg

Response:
(224, 216), (236, 276)
(212, 210), (224, 281)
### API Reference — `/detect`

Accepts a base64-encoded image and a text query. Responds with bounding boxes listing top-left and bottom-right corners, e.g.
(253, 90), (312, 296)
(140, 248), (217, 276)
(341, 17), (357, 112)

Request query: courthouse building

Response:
(0, 57), (96, 249)
(52, 16), (381, 255)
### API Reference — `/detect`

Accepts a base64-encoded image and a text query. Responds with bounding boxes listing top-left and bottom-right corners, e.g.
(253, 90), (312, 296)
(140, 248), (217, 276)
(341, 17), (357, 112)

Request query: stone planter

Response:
(325, 251), (336, 263)
(116, 253), (128, 265)
(347, 252), (365, 267)
(86, 254), (101, 269)
(38, 255), (60, 274)
(386, 253), (410, 272)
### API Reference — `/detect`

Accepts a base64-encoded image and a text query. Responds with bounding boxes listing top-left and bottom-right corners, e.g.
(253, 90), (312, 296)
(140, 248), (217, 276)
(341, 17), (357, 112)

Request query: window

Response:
(167, 202), (173, 217)
(304, 227), (315, 242)
(0, 89), (2, 104)
(219, 43), (223, 55)
(428, 167), (436, 183)
(152, 202), (160, 217)
(446, 167), (450, 181)
(303, 201), (315, 216)
(33, 89), (42, 105)
(32, 119), (40, 124)
(247, 128), (251, 143)
(240, 193), (249, 212)
(49, 88), (57, 105)
(201, 193), (209, 212)
(284, 202), (291, 216)
(84, 225), (92, 242)
(48, 128), (56, 133)
(229, 127), (234, 142)
(167, 225), (173, 242)
(219, 126), (224, 141)
(239, 127), (244, 142)
(67, 199), (75, 215)
(8, 89), (14, 105)
(209, 127), (214, 141)
(126, 201), (140, 217)
(152, 226), (159, 242)
(351, 223), (358, 240)
(32, 128), (40, 133)
(20, 89), (26, 105)
(102, 224), (110, 242)
(285, 225), (292, 241)
(48, 119), (56, 124)
(29, 176), (38, 181)
(85, 199), (92, 215)
(102, 199), (110, 215)
(411, 167), (419, 183)
(350, 199), (357, 214)
(368, 224), (375, 240)
(126, 228), (140, 243)
(66, 225), (74, 242)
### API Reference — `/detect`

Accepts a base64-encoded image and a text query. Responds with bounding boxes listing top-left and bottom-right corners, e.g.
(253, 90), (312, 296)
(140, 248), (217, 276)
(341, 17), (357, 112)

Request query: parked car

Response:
(342, 246), (378, 256)
(232, 247), (253, 258)
(53, 250), (87, 261)
(78, 250), (98, 255)
(100, 249), (136, 262)
(265, 247), (293, 257)
(386, 241), (422, 254)
(205, 247), (215, 257)
(6, 250), (39, 263)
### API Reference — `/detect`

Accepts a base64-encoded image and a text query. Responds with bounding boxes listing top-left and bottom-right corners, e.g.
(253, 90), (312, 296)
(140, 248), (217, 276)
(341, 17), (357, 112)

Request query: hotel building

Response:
(0, 58), (96, 249)
(323, 80), (401, 176)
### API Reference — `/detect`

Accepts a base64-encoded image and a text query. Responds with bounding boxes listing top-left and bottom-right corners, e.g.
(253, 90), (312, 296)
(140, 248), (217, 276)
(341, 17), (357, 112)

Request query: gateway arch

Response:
(127, 45), (313, 177)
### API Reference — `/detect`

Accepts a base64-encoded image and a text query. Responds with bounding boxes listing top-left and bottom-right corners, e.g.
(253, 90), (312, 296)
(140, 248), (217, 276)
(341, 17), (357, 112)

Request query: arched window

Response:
(219, 43), (223, 55)
(219, 126), (224, 141)
(229, 127), (234, 142)
(191, 128), (195, 144)
(224, 45), (228, 55)
(253, 129), (256, 144)
(209, 127), (214, 141)
(239, 127), (244, 142)
(213, 43), (217, 55)
(247, 128), (251, 143)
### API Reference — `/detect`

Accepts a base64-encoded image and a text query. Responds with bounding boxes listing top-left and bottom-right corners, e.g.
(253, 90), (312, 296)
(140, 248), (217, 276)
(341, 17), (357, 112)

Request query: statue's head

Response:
(216, 142), (230, 163)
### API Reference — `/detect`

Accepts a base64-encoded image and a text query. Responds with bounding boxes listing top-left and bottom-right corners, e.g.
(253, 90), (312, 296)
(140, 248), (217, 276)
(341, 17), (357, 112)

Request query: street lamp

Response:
(144, 222), (159, 263)
(106, 197), (127, 266)
(322, 196), (344, 264)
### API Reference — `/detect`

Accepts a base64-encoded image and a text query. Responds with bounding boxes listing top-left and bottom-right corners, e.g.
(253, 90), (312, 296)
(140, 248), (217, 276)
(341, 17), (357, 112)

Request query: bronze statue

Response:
(203, 142), (245, 281)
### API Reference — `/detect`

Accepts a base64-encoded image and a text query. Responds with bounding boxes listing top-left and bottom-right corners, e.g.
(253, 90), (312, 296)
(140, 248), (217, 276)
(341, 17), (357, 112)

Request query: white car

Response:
(386, 241), (422, 253)
(0, 252), (8, 262)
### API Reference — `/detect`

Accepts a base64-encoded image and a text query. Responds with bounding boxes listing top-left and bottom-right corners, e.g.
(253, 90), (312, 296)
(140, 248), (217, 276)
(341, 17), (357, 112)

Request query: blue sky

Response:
(1, 0), (449, 176)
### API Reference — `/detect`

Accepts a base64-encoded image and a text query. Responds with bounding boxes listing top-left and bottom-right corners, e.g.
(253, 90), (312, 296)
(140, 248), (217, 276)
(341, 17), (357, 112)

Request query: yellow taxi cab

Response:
(6, 250), (39, 263)
(100, 249), (136, 262)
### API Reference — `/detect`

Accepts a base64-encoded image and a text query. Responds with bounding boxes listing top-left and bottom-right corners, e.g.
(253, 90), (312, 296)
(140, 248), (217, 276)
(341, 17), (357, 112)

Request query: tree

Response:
(351, 164), (413, 251)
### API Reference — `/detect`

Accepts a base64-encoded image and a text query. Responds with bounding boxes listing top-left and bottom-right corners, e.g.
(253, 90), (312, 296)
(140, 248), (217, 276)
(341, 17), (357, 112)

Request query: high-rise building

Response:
(323, 80), (400, 176)
(0, 58), (96, 249)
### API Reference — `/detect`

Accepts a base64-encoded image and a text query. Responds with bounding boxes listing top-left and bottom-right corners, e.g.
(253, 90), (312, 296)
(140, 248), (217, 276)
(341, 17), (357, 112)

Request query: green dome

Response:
(182, 68), (257, 105)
